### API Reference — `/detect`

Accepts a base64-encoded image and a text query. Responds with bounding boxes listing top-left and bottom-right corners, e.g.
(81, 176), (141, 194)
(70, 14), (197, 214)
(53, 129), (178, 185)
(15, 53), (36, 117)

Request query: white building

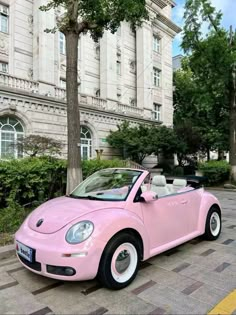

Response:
(0, 0), (181, 160)
(173, 54), (184, 71)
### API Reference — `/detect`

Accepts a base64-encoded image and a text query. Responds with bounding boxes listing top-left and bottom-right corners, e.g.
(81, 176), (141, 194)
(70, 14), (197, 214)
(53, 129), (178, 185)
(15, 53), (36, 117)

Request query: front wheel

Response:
(203, 206), (221, 240)
(97, 233), (141, 289)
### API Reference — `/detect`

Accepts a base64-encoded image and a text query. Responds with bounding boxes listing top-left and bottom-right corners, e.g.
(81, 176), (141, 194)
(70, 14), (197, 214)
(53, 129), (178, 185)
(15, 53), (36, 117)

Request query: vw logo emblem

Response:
(36, 219), (44, 227)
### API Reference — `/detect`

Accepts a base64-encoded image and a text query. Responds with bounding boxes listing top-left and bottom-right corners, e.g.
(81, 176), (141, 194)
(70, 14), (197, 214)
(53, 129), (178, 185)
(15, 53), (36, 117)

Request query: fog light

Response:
(65, 267), (75, 276)
(46, 265), (76, 276)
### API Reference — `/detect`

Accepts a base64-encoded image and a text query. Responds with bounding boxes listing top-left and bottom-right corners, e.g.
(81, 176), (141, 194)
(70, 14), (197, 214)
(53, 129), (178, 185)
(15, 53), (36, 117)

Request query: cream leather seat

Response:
(151, 175), (170, 197)
(173, 178), (187, 193)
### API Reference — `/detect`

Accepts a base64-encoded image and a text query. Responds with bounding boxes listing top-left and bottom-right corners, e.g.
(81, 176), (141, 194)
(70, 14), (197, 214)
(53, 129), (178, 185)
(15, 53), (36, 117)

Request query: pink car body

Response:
(15, 168), (221, 288)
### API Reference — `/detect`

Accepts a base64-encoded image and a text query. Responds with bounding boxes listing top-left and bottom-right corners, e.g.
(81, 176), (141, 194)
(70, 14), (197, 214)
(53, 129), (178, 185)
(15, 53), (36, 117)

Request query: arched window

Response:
(80, 126), (92, 160)
(0, 116), (24, 159)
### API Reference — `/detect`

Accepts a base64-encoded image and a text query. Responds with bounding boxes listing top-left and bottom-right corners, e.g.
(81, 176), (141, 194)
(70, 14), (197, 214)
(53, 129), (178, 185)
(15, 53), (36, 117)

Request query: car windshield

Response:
(70, 169), (142, 201)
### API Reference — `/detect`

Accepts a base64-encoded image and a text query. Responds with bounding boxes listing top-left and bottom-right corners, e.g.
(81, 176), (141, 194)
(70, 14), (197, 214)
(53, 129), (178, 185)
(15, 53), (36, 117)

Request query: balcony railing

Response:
(0, 73), (39, 92)
(116, 103), (144, 116)
(0, 73), (150, 119)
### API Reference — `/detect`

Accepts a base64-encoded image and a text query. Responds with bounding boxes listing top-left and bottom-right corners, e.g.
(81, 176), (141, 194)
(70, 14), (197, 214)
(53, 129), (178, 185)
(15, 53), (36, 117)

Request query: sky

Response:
(172, 0), (236, 56)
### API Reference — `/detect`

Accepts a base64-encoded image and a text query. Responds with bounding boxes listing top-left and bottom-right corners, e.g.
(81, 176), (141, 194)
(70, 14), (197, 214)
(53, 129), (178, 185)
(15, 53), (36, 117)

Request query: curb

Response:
(0, 244), (15, 260)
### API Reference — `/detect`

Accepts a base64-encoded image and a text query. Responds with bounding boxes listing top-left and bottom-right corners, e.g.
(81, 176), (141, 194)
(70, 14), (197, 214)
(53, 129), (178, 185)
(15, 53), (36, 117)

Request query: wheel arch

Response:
(198, 191), (222, 234)
(101, 228), (144, 260)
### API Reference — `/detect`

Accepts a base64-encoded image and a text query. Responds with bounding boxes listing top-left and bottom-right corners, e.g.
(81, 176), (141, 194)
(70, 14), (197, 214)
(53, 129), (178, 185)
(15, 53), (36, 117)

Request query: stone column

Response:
(136, 23), (153, 110)
(33, 0), (55, 90)
(100, 31), (117, 100)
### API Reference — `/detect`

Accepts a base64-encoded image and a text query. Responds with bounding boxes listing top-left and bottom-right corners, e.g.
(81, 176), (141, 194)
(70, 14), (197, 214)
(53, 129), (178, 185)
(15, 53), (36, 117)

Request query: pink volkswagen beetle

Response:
(15, 168), (221, 289)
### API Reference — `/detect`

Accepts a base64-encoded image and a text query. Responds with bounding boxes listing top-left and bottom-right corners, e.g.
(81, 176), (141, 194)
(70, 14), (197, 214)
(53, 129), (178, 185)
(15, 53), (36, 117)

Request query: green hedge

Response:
(0, 157), (124, 233)
(0, 157), (67, 210)
(198, 160), (231, 186)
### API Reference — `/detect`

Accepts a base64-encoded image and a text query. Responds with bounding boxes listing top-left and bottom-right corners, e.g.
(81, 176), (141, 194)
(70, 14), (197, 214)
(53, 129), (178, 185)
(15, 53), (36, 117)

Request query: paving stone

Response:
(222, 239), (235, 245)
(214, 262), (231, 273)
(190, 284), (230, 307)
(29, 306), (53, 315)
(124, 274), (154, 293)
(86, 287), (130, 309)
(87, 307), (108, 315)
(200, 249), (216, 256)
(148, 307), (166, 315)
(139, 284), (212, 314)
(181, 281), (203, 295)
(0, 285), (46, 315)
(106, 294), (157, 315)
(132, 280), (156, 295)
(10, 268), (60, 293)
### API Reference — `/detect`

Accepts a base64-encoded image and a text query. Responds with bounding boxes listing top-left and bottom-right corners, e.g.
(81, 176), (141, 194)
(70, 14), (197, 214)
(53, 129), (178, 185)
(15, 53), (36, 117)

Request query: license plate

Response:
(16, 241), (33, 263)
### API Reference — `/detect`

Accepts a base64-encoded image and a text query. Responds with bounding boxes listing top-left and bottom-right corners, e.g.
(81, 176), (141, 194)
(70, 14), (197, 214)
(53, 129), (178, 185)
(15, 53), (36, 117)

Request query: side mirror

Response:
(140, 191), (157, 202)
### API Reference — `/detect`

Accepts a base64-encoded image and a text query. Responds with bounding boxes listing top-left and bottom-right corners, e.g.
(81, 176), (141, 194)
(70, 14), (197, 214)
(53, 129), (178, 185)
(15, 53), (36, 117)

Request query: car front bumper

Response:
(15, 220), (106, 281)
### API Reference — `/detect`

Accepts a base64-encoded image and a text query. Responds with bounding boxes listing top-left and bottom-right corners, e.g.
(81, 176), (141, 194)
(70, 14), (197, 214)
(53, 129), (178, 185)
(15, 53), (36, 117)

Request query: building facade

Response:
(173, 54), (184, 72)
(0, 0), (181, 160)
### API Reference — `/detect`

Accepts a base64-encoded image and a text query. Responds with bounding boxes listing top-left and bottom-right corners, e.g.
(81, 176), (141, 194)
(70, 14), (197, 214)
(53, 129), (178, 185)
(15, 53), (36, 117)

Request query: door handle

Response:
(181, 200), (188, 204)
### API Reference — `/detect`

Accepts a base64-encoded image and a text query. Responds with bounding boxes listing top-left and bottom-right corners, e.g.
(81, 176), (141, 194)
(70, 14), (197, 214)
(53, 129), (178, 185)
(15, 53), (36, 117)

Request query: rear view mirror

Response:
(141, 191), (157, 202)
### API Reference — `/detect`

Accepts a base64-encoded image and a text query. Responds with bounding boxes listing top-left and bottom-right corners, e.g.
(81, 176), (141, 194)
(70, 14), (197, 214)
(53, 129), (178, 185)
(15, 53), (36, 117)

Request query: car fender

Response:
(198, 191), (222, 234)
(83, 208), (150, 261)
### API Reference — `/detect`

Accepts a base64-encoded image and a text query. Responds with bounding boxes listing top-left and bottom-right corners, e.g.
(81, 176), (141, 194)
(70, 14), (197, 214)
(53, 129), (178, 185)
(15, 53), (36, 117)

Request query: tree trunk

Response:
(207, 148), (210, 161)
(65, 31), (82, 194)
(229, 87), (236, 182)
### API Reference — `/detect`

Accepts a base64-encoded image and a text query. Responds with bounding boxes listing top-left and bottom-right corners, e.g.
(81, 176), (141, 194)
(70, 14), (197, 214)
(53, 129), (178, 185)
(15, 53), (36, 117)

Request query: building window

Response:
(60, 78), (66, 89)
(95, 45), (100, 60)
(153, 35), (160, 53)
(0, 61), (8, 73)
(0, 4), (9, 33)
(80, 126), (92, 160)
(0, 116), (24, 159)
(95, 89), (100, 97)
(59, 32), (66, 55)
(153, 68), (161, 87)
(117, 61), (121, 75)
(153, 104), (162, 121)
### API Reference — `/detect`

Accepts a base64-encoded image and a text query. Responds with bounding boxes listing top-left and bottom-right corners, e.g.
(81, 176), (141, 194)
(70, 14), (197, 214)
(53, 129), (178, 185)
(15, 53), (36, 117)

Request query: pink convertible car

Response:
(15, 168), (221, 289)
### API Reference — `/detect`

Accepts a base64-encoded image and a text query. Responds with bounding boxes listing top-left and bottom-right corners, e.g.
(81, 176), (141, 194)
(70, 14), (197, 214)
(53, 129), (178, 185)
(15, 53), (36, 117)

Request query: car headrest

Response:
(173, 178), (187, 187)
(152, 175), (166, 187)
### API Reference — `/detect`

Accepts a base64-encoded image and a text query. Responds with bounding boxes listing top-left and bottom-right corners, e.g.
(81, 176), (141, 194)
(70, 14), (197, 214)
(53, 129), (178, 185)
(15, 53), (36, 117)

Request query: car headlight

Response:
(66, 221), (94, 244)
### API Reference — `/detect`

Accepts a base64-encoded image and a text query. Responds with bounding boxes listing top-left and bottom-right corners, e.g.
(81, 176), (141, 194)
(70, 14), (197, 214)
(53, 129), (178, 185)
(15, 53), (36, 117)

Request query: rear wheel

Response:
(203, 206), (221, 240)
(97, 233), (141, 290)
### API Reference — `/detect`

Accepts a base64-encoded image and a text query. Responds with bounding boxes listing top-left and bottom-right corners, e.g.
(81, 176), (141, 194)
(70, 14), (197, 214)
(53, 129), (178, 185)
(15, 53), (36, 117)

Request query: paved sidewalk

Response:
(0, 190), (235, 315)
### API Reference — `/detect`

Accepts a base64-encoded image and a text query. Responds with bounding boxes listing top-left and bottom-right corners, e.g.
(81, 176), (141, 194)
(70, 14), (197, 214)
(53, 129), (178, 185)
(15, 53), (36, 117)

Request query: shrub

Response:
(0, 156), (67, 209)
(198, 160), (231, 186)
(0, 157), (125, 234)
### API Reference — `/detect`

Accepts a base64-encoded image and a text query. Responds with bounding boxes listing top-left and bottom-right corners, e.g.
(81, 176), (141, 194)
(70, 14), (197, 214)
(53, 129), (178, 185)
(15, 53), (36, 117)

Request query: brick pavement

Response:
(0, 190), (235, 315)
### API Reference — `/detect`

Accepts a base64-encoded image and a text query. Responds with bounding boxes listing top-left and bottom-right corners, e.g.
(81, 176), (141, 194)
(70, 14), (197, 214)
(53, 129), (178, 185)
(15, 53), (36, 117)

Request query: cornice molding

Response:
(0, 88), (161, 126)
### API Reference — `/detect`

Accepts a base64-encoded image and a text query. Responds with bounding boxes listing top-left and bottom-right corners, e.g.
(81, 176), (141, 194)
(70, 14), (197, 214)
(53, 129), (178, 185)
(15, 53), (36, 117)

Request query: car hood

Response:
(28, 196), (125, 234)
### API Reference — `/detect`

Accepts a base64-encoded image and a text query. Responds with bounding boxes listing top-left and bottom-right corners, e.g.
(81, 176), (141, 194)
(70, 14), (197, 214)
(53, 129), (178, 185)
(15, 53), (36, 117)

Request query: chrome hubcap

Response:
(115, 250), (131, 274)
(211, 217), (217, 231)
(111, 242), (138, 283)
(210, 212), (220, 236)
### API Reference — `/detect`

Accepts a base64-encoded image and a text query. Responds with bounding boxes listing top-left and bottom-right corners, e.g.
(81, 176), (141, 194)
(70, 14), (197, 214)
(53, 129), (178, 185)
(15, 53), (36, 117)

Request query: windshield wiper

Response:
(69, 194), (102, 200)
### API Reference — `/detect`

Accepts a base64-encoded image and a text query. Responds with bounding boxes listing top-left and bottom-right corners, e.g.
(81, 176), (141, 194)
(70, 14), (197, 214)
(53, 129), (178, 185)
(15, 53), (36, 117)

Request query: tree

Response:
(174, 122), (201, 166)
(107, 122), (180, 164)
(173, 58), (229, 160)
(107, 121), (152, 164)
(181, 0), (236, 179)
(150, 125), (179, 158)
(40, 0), (148, 193)
(15, 135), (62, 157)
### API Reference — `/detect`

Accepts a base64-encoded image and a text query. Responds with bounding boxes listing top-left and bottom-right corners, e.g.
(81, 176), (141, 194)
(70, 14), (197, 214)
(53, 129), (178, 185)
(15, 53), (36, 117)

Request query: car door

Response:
(141, 189), (202, 251)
